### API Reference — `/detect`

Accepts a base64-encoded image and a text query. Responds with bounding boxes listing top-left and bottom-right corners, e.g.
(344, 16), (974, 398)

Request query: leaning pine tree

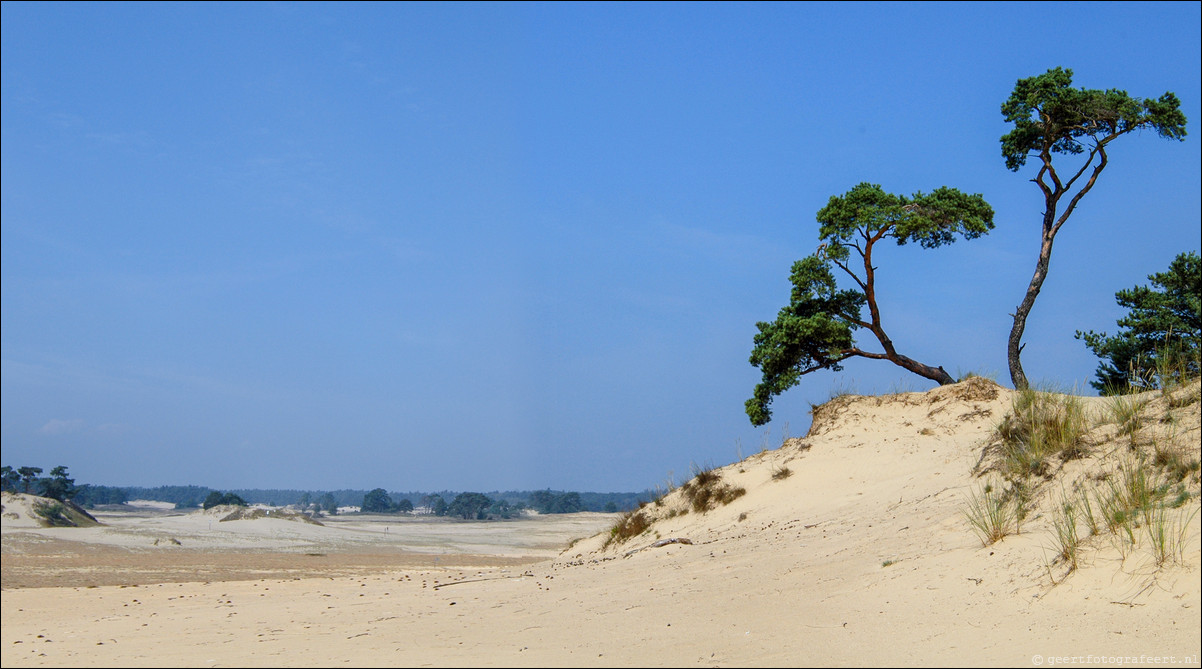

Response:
(746, 182), (994, 426)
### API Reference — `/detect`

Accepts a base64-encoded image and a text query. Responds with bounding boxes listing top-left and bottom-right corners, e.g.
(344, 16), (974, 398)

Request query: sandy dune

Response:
(3, 377), (1199, 667)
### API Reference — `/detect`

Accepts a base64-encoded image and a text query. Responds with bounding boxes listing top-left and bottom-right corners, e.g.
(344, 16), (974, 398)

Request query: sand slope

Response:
(2, 377), (1199, 667)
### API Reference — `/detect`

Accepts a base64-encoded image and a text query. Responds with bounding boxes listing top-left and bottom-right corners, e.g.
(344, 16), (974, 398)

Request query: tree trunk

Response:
(856, 229), (956, 387)
(890, 352), (955, 385)
(1008, 217), (1057, 390)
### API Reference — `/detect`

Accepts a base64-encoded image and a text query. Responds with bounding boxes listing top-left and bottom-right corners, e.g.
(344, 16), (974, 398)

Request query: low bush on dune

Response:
(679, 464), (746, 514)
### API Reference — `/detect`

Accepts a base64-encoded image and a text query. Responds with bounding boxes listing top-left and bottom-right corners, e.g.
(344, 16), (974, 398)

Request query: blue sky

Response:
(3, 2), (1199, 493)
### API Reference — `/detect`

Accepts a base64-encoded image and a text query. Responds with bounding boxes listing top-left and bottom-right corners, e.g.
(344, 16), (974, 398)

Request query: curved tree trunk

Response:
(854, 231), (956, 387)
(1008, 140), (1109, 390)
(1008, 227), (1056, 390)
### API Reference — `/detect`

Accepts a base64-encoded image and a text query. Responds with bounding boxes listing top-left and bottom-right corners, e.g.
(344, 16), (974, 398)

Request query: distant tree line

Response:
(1, 467), (648, 516)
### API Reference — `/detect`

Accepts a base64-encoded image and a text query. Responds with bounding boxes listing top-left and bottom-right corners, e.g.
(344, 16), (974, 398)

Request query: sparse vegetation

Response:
(28, 497), (98, 528)
(1043, 442), (1198, 577)
(33, 500), (72, 527)
(1049, 492), (1082, 573)
(679, 464), (746, 514)
(992, 388), (1089, 480)
(1106, 393), (1150, 445)
(771, 464), (793, 481)
(963, 483), (1018, 546)
(603, 509), (651, 548)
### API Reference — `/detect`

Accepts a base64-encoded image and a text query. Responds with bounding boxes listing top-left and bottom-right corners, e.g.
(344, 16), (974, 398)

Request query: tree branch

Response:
(1053, 144), (1108, 237)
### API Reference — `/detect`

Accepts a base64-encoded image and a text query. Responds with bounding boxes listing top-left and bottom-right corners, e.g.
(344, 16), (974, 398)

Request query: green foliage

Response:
(71, 484), (129, 508)
(1077, 252), (1201, 394)
(486, 498), (518, 518)
(1, 466), (19, 492)
(39, 465), (77, 502)
(1, 464), (77, 501)
(202, 491), (248, 510)
(1000, 67), (1187, 172)
(424, 494), (448, 516)
(361, 488), (395, 513)
(33, 500), (74, 527)
(746, 182), (992, 425)
(317, 492), (339, 515)
(528, 490), (584, 514)
(814, 182), (994, 250)
(16, 466), (42, 493)
(447, 492), (494, 520)
(746, 256), (860, 426)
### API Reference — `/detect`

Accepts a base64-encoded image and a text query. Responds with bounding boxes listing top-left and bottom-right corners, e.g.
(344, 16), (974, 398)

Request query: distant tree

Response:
(318, 492), (338, 515)
(423, 494), (448, 516)
(529, 490), (556, 514)
(362, 488), (395, 513)
(1, 466), (18, 492)
(604, 501), (618, 513)
(17, 466), (43, 493)
(746, 182), (994, 425)
(487, 498), (515, 519)
(202, 491), (223, 509)
(395, 498), (414, 514)
(40, 465), (77, 502)
(202, 491), (248, 509)
(549, 492), (583, 514)
(1076, 251), (1201, 393)
(999, 67), (1188, 389)
(297, 492), (312, 510)
(447, 492), (493, 520)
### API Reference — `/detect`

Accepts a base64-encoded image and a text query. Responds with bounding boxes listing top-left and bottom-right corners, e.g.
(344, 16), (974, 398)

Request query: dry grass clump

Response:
(993, 388), (1090, 479)
(1106, 393), (1150, 445)
(963, 482), (1019, 546)
(680, 464), (746, 513)
(603, 509), (651, 548)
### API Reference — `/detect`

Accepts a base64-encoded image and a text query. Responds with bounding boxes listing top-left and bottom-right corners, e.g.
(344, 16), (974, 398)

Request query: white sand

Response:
(3, 378), (1199, 667)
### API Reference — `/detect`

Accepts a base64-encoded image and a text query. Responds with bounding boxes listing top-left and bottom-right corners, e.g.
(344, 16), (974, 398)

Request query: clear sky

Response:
(3, 2), (1200, 493)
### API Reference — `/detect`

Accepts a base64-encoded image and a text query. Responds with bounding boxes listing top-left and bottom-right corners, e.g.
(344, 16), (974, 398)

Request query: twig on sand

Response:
(432, 572), (534, 590)
(623, 537), (693, 558)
